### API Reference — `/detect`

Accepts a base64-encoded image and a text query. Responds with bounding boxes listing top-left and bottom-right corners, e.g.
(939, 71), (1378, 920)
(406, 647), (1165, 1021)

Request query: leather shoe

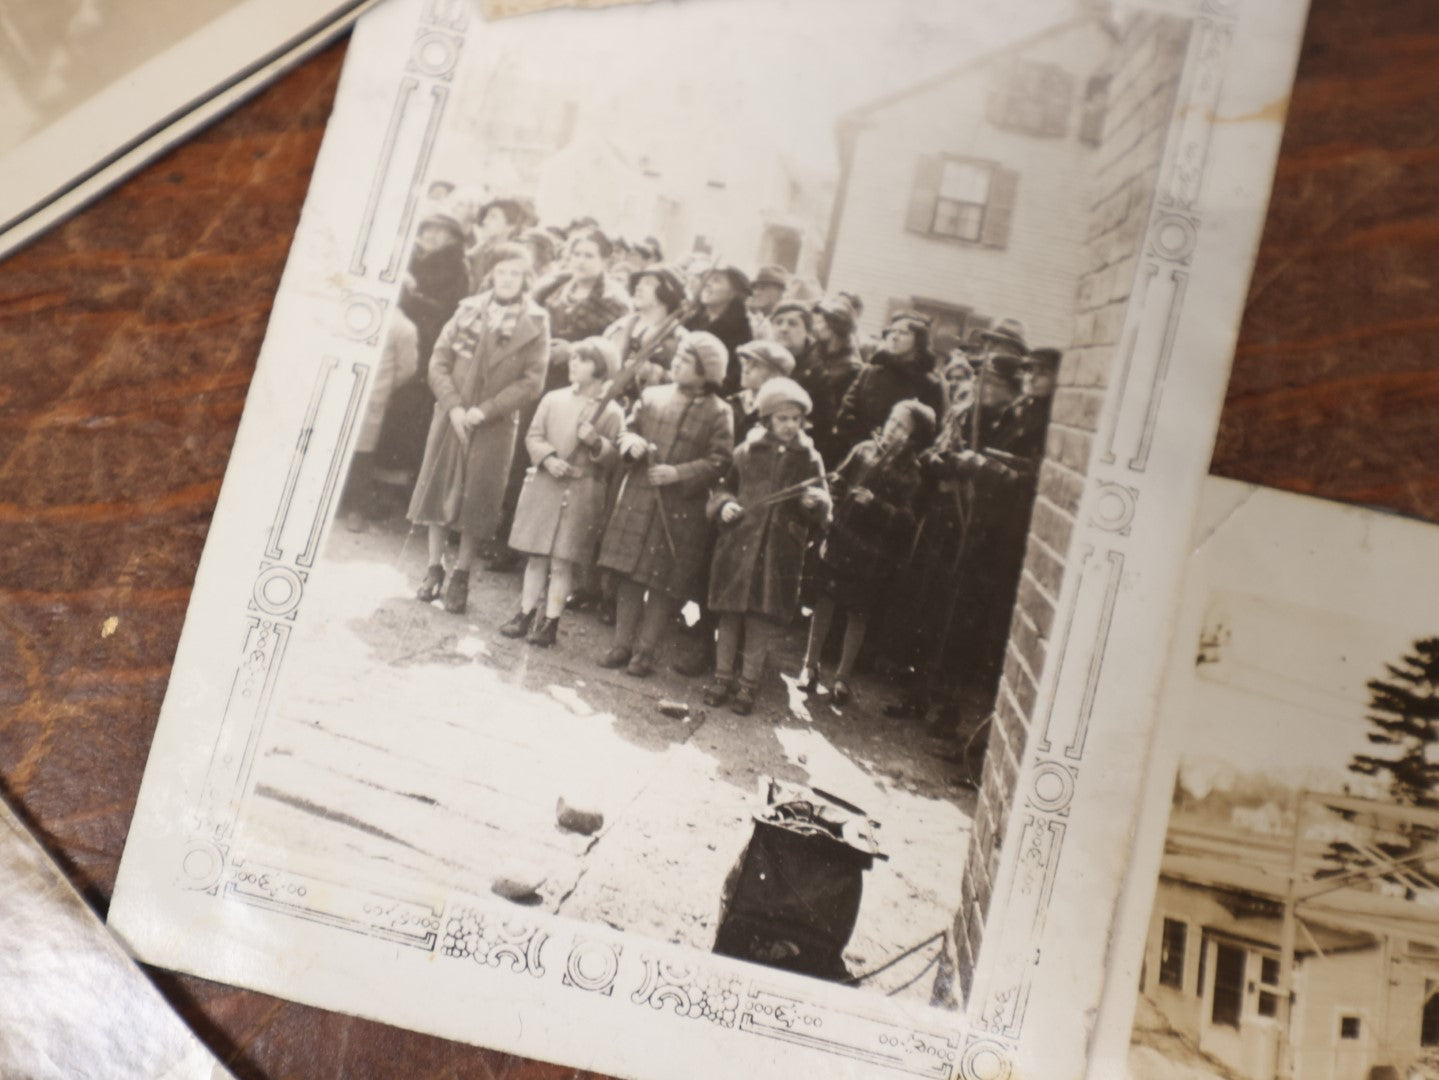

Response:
(598, 646), (633, 669)
(625, 652), (656, 678)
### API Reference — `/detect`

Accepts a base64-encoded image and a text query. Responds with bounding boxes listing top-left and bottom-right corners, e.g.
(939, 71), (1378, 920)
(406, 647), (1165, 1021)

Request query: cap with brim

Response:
(978, 317), (1029, 356)
(418, 211), (465, 242)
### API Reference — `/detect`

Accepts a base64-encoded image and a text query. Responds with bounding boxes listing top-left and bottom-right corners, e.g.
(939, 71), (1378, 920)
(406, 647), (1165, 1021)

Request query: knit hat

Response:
(571, 336), (621, 380)
(890, 399), (937, 450)
(755, 376), (812, 419)
(678, 331), (728, 386)
(736, 339), (796, 377)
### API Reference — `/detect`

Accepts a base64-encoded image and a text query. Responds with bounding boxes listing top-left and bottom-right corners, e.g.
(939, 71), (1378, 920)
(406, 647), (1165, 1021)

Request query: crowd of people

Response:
(341, 191), (1060, 732)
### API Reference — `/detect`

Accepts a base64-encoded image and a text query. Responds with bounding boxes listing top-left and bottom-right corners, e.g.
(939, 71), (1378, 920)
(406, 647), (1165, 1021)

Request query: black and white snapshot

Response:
(0, 0), (243, 152)
(234, 0), (1192, 1006)
(1130, 590), (1439, 1080)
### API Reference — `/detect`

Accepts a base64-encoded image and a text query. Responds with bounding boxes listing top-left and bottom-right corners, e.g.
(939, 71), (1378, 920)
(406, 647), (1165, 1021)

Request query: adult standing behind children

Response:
(409, 244), (550, 615)
(833, 311), (946, 457)
(596, 332), (735, 678)
(489, 226), (632, 571)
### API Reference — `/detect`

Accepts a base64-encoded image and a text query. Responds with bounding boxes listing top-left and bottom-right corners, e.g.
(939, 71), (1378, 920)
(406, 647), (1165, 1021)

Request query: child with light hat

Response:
(704, 376), (831, 715)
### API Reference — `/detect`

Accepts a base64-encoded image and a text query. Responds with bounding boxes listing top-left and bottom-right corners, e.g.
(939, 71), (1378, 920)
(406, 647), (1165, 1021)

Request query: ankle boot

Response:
(442, 569), (470, 614)
(499, 608), (535, 639)
(416, 564), (445, 602)
(528, 615), (559, 647)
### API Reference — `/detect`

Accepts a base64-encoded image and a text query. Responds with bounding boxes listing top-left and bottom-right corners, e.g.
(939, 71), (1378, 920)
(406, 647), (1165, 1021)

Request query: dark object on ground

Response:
(491, 875), (545, 903)
(657, 699), (691, 719)
(713, 780), (884, 981)
(556, 798), (604, 836)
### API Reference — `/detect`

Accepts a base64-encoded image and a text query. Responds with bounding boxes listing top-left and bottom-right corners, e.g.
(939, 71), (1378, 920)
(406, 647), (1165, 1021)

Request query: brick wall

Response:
(954, 13), (1192, 998)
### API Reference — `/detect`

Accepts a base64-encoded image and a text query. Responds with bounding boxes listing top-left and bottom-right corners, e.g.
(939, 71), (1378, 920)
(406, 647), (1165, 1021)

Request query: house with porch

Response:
(1141, 829), (1439, 1080)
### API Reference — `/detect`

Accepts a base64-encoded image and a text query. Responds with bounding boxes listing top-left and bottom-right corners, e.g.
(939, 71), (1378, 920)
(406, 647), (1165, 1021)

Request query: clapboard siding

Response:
(825, 22), (1109, 348)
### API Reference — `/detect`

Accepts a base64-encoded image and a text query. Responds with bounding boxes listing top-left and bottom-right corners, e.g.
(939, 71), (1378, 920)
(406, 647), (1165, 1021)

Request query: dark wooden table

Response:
(2, 1), (1436, 1076)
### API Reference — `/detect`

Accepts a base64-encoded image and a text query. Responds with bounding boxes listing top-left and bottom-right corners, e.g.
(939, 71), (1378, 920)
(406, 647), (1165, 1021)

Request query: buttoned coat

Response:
(597, 384), (734, 596)
(706, 428), (830, 623)
(407, 293), (549, 537)
(507, 386), (626, 564)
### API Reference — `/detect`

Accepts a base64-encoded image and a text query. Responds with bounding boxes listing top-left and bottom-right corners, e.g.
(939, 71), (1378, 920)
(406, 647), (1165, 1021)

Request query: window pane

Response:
(1258, 992), (1278, 1019)
(1159, 919), (1187, 989)
(1260, 956), (1280, 986)
(1211, 944), (1245, 1028)
(932, 199), (983, 242)
(940, 161), (991, 203)
(1340, 1016), (1361, 1040)
(1422, 986), (1439, 1046)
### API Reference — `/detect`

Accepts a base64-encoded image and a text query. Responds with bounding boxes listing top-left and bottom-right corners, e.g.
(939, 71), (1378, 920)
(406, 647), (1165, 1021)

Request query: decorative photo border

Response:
(111, 0), (1314, 1076)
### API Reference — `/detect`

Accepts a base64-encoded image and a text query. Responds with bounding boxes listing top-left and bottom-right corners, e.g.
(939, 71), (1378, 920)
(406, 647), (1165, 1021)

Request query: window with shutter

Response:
(906, 154), (1018, 250)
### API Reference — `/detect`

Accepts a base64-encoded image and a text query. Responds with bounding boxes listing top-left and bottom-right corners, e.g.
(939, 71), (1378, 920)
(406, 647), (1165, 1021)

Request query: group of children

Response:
(402, 240), (941, 715)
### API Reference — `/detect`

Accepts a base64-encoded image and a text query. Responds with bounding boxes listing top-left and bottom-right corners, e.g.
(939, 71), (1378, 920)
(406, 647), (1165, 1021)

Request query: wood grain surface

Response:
(1, 1), (1436, 1076)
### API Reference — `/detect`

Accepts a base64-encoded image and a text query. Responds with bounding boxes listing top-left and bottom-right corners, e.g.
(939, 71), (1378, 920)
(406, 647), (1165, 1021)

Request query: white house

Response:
(1141, 838), (1439, 1080)
(822, 17), (1114, 348)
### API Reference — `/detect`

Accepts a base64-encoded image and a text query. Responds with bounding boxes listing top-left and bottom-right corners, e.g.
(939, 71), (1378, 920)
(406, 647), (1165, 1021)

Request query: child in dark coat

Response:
(595, 332), (735, 677)
(798, 398), (936, 706)
(704, 378), (831, 715)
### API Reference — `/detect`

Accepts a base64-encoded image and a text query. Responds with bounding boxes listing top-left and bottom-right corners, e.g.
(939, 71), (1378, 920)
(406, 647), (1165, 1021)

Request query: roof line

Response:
(837, 15), (1097, 127)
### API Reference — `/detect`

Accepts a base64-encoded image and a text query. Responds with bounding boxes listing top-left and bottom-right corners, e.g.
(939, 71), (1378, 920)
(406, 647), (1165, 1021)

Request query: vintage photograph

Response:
(1116, 485), (1439, 1080)
(106, 0), (1317, 1074)
(0, 0), (244, 153)
(221, 0), (1189, 1008)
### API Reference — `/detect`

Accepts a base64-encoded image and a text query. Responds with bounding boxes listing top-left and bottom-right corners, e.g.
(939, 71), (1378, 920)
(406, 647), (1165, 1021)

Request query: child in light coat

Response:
(501, 338), (626, 647)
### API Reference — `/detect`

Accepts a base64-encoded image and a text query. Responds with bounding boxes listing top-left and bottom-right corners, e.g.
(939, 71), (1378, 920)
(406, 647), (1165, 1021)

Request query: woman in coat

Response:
(793, 298), (865, 468)
(684, 264), (755, 395)
(603, 265), (688, 403)
(704, 378), (830, 714)
(833, 312), (947, 457)
(596, 332), (735, 678)
(409, 244), (550, 614)
(501, 338), (626, 647)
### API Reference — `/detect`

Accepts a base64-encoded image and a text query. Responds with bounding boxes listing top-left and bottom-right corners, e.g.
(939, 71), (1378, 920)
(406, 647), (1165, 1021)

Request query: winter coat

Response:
(534, 272), (632, 343)
(407, 293), (550, 537)
(793, 339), (863, 468)
(685, 299), (754, 395)
(833, 351), (947, 457)
(399, 240), (470, 366)
(706, 428), (830, 623)
(815, 438), (924, 612)
(597, 384), (734, 596)
(356, 312), (418, 454)
(508, 386), (626, 563)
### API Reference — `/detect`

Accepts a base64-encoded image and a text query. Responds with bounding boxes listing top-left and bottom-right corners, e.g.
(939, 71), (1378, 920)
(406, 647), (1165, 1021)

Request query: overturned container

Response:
(712, 779), (885, 982)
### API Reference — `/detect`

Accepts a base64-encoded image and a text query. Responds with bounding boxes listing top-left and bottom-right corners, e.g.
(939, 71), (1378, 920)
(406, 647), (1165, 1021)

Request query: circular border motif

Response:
(1151, 213), (1198, 262)
(341, 293), (386, 341)
(410, 31), (459, 78)
(252, 565), (304, 618)
(959, 1039), (1014, 1080)
(1091, 481), (1138, 534)
(1031, 761), (1076, 814)
(181, 840), (225, 891)
(565, 940), (621, 993)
